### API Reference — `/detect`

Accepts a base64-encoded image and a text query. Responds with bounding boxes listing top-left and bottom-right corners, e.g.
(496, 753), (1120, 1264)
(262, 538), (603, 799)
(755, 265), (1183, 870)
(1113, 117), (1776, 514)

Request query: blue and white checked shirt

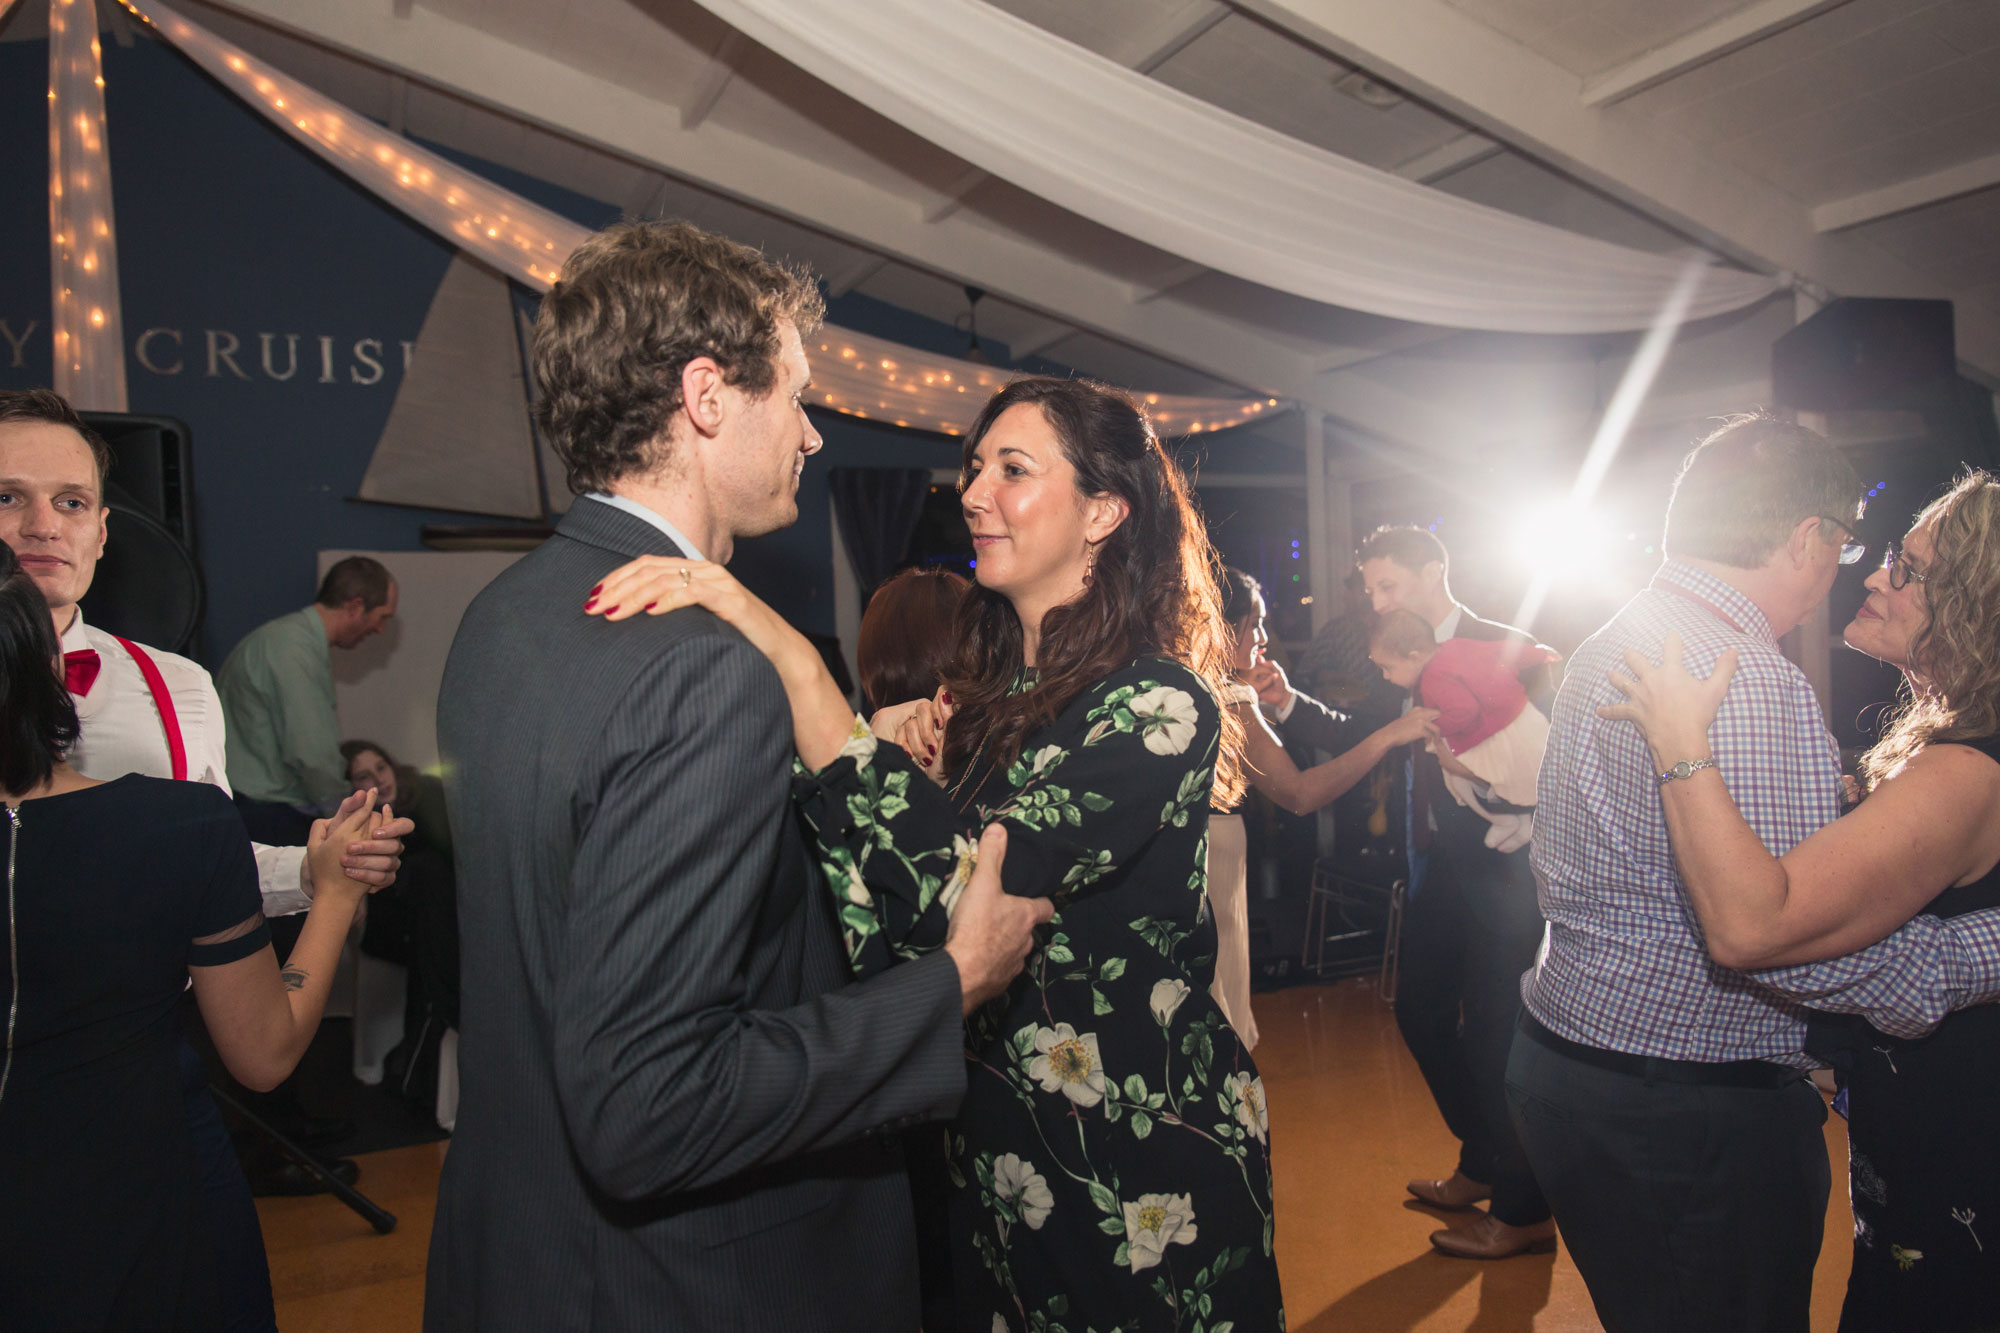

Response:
(1525, 560), (2000, 1065)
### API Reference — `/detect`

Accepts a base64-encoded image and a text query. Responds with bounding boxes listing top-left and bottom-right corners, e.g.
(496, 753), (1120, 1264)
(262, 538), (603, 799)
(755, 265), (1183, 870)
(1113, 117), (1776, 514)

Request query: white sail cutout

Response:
(359, 253), (542, 520)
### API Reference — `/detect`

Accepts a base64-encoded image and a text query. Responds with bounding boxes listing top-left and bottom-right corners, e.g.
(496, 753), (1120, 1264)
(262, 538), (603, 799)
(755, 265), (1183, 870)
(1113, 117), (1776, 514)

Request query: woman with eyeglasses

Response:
(1602, 469), (2000, 1330)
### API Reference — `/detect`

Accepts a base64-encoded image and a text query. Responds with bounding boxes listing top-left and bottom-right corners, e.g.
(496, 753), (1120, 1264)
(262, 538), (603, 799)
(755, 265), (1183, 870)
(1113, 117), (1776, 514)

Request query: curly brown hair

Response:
(1861, 469), (2000, 789)
(938, 378), (1244, 806)
(533, 220), (824, 495)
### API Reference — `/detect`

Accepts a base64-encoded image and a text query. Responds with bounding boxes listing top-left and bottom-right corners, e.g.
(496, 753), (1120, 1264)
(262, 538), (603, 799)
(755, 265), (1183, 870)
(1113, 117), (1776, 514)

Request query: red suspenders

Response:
(112, 636), (189, 782)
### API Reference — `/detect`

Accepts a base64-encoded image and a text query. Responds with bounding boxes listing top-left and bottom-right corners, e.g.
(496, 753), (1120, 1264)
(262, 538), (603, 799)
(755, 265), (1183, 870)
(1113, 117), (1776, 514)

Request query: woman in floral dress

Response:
(591, 377), (1284, 1331)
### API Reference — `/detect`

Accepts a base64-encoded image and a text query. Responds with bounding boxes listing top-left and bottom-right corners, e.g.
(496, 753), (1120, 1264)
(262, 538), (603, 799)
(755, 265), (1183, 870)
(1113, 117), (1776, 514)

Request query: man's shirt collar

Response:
(1651, 559), (1777, 644)
(584, 493), (707, 562)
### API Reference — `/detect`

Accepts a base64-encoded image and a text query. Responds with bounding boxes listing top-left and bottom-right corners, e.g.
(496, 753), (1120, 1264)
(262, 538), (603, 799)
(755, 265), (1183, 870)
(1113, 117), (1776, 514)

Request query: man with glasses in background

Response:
(1514, 412), (2000, 1332)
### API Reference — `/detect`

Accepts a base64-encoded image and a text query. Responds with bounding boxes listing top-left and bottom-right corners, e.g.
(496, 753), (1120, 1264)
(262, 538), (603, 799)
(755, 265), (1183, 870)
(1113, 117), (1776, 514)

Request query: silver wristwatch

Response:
(1657, 757), (1717, 786)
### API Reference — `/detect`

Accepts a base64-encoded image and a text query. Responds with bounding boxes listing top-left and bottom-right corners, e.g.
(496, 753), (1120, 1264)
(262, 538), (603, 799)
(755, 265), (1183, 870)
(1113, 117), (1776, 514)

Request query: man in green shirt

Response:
(217, 555), (398, 844)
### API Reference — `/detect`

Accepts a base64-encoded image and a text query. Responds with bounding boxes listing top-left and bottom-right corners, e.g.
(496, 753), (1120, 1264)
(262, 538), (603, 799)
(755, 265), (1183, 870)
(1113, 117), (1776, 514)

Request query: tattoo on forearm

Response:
(280, 967), (307, 992)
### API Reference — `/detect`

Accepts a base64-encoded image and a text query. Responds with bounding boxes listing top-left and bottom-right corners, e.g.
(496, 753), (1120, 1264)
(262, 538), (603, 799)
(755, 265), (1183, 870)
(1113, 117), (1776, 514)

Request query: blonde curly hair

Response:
(1861, 469), (2000, 789)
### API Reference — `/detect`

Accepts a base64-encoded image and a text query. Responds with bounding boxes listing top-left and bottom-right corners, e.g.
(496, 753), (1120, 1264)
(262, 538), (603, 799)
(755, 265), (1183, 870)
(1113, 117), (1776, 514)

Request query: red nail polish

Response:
(589, 583), (603, 597)
(603, 605), (620, 616)
(584, 596), (598, 610)
(643, 601), (657, 612)
(941, 691), (953, 706)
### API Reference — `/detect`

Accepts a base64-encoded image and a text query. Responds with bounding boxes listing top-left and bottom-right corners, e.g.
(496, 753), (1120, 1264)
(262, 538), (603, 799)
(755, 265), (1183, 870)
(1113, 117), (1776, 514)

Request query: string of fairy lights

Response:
(48, 0), (128, 411)
(92, 0), (1283, 438)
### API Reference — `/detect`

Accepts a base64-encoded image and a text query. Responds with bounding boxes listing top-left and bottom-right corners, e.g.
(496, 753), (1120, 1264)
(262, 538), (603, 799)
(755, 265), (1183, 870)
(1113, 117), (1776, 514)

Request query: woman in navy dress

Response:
(0, 545), (391, 1331)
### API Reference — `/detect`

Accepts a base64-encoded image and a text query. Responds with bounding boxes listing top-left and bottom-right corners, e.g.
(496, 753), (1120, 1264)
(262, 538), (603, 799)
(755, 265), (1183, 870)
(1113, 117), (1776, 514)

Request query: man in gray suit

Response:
(425, 221), (1049, 1331)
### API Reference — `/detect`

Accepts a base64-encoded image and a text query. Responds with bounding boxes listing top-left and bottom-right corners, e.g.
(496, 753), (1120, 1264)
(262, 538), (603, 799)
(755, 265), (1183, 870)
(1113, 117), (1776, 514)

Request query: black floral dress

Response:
(797, 658), (1284, 1333)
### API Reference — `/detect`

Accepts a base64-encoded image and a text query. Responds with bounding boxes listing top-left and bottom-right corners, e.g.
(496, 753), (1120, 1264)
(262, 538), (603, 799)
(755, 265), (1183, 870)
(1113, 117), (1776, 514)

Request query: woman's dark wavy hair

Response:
(939, 378), (1244, 806)
(857, 567), (971, 711)
(1, 543), (81, 796)
(1219, 567), (1261, 627)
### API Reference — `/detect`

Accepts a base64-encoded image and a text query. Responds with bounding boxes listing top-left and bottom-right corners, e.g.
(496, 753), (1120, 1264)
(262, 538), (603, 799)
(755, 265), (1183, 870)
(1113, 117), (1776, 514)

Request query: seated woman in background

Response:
(1212, 568), (1438, 1046)
(0, 544), (385, 1332)
(343, 740), (459, 1113)
(856, 566), (971, 713)
(1603, 470), (2000, 1332)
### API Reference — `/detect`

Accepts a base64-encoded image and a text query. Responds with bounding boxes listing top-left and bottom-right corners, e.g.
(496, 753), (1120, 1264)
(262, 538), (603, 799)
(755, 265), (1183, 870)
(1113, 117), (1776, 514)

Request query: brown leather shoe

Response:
(1406, 1171), (1491, 1210)
(1429, 1213), (1558, 1259)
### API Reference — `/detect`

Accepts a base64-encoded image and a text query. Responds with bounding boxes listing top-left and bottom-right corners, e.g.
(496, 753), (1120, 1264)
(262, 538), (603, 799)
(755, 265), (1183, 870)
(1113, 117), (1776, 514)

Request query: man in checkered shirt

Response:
(1512, 414), (2000, 1332)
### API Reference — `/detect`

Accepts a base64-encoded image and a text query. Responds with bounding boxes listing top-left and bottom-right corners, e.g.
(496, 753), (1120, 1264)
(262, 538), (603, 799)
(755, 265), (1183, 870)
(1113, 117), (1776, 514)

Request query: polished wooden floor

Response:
(260, 981), (1856, 1330)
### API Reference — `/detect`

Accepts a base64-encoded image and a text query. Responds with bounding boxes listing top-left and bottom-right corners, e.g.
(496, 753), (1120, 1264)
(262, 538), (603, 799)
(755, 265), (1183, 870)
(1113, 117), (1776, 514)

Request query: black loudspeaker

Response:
(1773, 298), (1957, 414)
(75, 413), (205, 657)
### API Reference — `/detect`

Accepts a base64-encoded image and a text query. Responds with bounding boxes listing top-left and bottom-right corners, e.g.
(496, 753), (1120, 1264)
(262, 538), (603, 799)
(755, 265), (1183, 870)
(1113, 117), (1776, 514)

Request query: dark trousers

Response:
(1506, 1025), (1830, 1333)
(179, 1039), (278, 1333)
(1393, 832), (1550, 1225)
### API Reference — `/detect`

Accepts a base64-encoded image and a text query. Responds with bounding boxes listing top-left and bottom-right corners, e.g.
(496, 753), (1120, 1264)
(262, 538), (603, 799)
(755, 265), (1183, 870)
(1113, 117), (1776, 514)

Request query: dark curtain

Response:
(828, 467), (933, 601)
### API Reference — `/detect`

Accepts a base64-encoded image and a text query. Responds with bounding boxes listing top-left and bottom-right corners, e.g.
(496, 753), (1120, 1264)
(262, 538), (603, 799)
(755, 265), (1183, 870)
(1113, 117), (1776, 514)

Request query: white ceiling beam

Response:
(824, 253), (888, 298)
(1581, 0), (1853, 107)
(1115, 0), (1232, 75)
(1391, 131), (1500, 184)
(627, 172), (675, 220)
(1312, 327), (1457, 375)
(386, 72), (408, 135)
(681, 30), (744, 132)
(1813, 151), (2000, 233)
(920, 165), (989, 225)
(1230, 0), (2000, 379)
(1130, 259), (1209, 304)
(1008, 321), (1075, 361)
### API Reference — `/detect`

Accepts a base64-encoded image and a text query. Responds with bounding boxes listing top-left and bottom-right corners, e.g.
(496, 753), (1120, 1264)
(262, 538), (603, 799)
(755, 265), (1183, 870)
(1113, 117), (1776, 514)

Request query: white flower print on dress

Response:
(1027, 1023), (1107, 1108)
(991, 1316), (1009, 1333)
(1127, 686), (1198, 756)
(1122, 1192), (1198, 1272)
(1149, 977), (1190, 1026)
(1029, 744), (1064, 776)
(991, 1154), (1055, 1230)
(1231, 1071), (1269, 1145)
(841, 862), (873, 907)
(938, 833), (978, 916)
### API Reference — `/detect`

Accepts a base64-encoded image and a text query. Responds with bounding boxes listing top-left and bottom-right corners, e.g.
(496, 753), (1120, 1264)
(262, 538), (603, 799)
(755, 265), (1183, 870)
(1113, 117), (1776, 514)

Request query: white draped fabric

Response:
(114, 0), (1275, 440)
(688, 0), (1780, 335)
(50, 0), (128, 410)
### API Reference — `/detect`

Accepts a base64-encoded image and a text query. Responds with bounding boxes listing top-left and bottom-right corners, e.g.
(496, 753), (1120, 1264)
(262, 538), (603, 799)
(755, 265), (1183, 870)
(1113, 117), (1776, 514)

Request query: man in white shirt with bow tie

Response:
(0, 387), (413, 1333)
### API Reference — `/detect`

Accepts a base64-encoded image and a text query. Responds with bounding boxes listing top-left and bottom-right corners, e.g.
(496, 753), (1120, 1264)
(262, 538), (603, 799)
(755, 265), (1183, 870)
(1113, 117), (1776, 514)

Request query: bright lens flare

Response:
(1512, 258), (1709, 631)
(1511, 503), (1616, 580)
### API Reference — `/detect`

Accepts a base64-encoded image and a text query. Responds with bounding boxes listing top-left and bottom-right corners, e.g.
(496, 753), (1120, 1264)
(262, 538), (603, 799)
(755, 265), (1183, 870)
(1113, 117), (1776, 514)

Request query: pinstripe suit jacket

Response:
(423, 499), (966, 1332)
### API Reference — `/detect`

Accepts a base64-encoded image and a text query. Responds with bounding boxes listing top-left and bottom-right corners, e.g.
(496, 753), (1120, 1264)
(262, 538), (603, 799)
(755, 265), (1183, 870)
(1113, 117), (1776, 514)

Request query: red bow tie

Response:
(63, 648), (102, 696)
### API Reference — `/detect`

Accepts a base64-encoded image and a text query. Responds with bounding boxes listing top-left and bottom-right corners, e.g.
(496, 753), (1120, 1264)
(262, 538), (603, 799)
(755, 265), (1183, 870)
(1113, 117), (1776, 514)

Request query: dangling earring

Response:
(1083, 542), (1099, 587)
